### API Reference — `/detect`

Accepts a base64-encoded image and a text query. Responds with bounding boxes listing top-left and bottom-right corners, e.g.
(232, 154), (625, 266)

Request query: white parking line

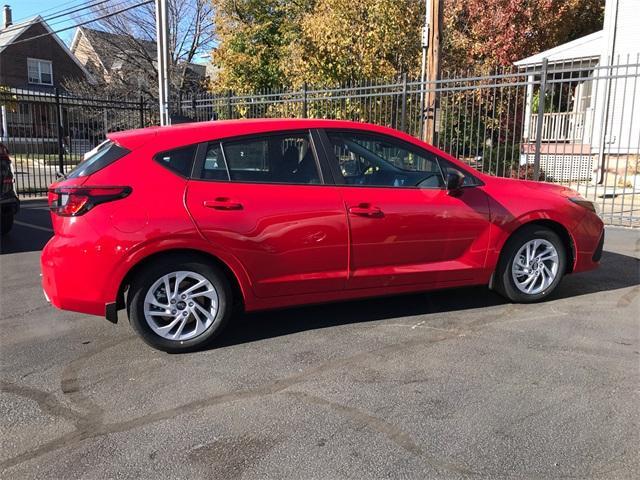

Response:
(14, 221), (53, 233)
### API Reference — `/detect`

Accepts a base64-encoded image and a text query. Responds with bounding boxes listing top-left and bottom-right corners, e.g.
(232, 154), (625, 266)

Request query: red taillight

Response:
(48, 186), (132, 217)
(1, 158), (12, 184)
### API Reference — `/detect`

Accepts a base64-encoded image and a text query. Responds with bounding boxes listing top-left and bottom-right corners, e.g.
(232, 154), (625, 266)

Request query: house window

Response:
(27, 58), (53, 85)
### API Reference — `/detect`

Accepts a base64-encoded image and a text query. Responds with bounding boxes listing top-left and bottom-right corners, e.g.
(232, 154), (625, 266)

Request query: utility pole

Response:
(155, 0), (170, 126)
(420, 0), (441, 144)
(424, 0), (441, 145)
(419, 0), (431, 141)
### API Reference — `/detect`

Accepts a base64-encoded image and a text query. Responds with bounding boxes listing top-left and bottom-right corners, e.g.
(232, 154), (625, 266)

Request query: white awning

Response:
(514, 30), (603, 68)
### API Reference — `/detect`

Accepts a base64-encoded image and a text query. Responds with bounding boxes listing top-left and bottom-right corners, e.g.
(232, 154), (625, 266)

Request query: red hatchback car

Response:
(42, 119), (604, 352)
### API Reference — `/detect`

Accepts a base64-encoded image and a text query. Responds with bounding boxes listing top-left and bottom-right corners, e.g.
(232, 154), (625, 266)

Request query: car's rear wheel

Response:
(1, 212), (14, 236)
(495, 225), (567, 303)
(127, 255), (232, 353)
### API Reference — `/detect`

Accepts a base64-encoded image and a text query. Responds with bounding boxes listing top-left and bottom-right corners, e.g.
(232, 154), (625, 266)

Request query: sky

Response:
(7, 0), (91, 45)
(5, 1), (212, 63)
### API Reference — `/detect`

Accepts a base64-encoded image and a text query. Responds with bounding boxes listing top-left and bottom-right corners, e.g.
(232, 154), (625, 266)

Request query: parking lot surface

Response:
(1, 201), (639, 479)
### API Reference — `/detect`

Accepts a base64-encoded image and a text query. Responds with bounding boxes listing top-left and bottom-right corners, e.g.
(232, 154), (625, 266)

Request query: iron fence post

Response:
(227, 90), (233, 119)
(54, 88), (64, 175)
(533, 58), (548, 181)
(400, 73), (407, 132)
(302, 82), (308, 118)
(139, 96), (145, 128)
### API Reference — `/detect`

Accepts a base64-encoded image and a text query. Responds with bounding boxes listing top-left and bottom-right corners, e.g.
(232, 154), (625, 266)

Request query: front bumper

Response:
(572, 211), (605, 273)
(592, 229), (604, 262)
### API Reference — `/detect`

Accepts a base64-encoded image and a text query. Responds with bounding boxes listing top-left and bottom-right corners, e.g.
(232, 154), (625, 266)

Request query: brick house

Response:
(0, 6), (93, 151)
(0, 6), (92, 91)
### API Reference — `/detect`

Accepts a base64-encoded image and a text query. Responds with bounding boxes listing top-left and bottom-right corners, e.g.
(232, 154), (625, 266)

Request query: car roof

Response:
(107, 118), (410, 151)
(106, 118), (480, 179)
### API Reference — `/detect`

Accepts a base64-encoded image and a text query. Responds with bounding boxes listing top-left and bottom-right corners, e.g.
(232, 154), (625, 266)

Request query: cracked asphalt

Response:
(1, 201), (639, 479)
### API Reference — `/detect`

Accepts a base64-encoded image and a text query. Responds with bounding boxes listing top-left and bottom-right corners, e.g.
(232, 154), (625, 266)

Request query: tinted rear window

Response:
(67, 141), (130, 179)
(155, 145), (197, 177)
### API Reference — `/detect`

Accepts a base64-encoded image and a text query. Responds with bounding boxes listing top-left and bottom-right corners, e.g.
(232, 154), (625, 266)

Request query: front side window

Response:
(217, 132), (321, 184)
(327, 131), (444, 188)
(438, 159), (481, 187)
(27, 58), (53, 85)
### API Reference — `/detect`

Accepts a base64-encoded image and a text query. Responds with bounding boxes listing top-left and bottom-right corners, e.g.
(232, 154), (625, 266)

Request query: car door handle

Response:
(348, 203), (383, 217)
(203, 198), (243, 210)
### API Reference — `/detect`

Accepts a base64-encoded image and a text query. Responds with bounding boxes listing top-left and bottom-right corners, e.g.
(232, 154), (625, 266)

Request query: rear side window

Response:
(155, 145), (197, 177)
(197, 132), (322, 184)
(66, 141), (130, 179)
(223, 133), (321, 184)
(201, 143), (228, 180)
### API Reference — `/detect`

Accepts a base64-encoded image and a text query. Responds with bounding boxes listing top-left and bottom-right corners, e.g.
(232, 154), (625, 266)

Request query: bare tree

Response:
(65, 0), (215, 100)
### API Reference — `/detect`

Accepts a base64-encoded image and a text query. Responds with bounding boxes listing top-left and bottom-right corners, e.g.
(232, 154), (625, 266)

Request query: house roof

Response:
(514, 30), (603, 67)
(0, 17), (34, 52)
(70, 27), (157, 71)
(70, 26), (208, 78)
(0, 16), (95, 83)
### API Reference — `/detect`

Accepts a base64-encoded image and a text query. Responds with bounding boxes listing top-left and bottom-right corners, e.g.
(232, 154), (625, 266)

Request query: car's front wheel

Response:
(495, 225), (567, 303)
(127, 254), (232, 353)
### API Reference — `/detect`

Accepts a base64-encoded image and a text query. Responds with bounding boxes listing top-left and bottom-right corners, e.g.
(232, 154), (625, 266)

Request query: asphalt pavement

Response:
(1, 201), (639, 479)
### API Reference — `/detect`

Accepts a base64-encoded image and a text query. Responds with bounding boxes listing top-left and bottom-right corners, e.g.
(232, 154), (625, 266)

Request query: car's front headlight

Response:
(569, 197), (599, 213)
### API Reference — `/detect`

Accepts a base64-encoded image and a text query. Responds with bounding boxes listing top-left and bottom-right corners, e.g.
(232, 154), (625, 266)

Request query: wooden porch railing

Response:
(529, 112), (586, 142)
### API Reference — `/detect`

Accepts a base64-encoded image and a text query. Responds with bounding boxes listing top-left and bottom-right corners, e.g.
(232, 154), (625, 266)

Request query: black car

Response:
(0, 142), (19, 235)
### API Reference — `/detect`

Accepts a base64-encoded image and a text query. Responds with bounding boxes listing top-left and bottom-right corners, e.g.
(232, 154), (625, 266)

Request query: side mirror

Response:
(446, 170), (465, 193)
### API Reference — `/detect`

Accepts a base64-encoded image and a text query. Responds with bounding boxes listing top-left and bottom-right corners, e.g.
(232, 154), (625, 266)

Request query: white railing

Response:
(529, 112), (586, 142)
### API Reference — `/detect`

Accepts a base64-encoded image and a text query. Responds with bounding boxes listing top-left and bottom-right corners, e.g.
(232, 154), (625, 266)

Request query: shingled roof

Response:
(0, 16), (34, 52)
(70, 26), (157, 72)
(70, 26), (206, 82)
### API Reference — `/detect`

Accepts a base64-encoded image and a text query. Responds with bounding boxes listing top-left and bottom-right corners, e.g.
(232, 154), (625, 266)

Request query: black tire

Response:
(495, 225), (567, 303)
(127, 254), (232, 353)
(1, 213), (14, 236)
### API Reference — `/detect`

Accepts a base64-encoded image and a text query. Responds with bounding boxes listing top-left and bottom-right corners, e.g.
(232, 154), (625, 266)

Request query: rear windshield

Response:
(66, 140), (130, 179)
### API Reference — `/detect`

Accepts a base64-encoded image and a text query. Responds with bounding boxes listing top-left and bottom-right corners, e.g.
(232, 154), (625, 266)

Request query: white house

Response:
(514, 0), (640, 184)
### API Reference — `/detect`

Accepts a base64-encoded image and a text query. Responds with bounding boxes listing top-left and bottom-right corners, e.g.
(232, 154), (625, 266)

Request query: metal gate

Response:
(178, 56), (639, 226)
(2, 55), (638, 226)
(0, 88), (151, 197)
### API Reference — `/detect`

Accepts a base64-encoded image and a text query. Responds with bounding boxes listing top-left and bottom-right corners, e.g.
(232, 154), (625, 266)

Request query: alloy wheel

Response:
(143, 271), (219, 341)
(511, 239), (559, 295)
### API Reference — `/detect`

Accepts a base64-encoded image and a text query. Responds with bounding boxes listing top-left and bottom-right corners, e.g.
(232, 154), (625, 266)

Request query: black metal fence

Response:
(1, 54), (639, 226)
(0, 88), (153, 196)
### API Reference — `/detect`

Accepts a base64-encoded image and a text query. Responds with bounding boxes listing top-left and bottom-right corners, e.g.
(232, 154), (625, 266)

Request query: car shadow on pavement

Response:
(216, 249), (640, 349)
(0, 201), (52, 255)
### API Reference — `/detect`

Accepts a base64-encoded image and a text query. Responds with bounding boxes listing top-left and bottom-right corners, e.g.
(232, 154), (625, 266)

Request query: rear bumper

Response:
(41, 264), (107, 317)
(41, 233), (119, 319)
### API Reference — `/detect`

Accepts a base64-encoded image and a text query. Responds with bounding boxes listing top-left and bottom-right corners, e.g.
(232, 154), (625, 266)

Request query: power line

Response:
(1, 0), (130, 35)
(32, 0), (119, 24)
(31, 0), (145, 34)
(10, 0), (88, 24)
(9, 1), (154, 46)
